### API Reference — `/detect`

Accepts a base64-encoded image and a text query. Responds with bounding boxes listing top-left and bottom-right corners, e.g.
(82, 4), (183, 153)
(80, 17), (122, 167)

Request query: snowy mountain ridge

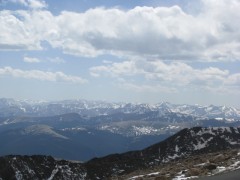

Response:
(0, 98), (239, 120)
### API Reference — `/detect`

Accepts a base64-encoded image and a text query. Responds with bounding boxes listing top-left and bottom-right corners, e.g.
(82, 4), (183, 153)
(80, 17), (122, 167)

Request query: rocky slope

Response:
(1, 127), (240, 180)
(85, 127), (240, 179)
(0, 155), (86, 180)
(123, 149), (240, 180)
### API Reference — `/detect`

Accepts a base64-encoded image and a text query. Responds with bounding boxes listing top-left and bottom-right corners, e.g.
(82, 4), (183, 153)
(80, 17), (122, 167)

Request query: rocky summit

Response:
(0, 127), (240, 180)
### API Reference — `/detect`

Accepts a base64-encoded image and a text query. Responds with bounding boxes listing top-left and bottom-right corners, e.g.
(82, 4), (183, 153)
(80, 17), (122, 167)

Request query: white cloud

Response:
(23, 56), (40, 63)
(90, 60), (228, 83)
(102, 60), (113, 64)
(0, 10), (55, 50)
(0, 0), (240, 61)
(90, 59), (240, 94)
(8, 0), (47, 9)
(90, 61), (140, 77)
(0, 66), (87, 84)
(120, 82), (177, 93)
(28, 0), (47, 9)
(48, 57), (65, 64)
(23, 56), (65, 64)
(225, 73), (240, 86)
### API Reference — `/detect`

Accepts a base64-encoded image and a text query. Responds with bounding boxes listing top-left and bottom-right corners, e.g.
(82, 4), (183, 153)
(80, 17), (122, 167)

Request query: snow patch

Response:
(175, 145), (179, 152)
(48, 166), (59, 180)
(193, 137), (213, 150)
(173, 174), (198, 180)
(213, 166), (226, 174)
(128, 171), (160, 180)
(15, 170), (23, 180)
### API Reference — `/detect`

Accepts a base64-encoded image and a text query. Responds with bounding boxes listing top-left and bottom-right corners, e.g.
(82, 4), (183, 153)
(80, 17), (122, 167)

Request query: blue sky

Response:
(0, 0), (240, 107)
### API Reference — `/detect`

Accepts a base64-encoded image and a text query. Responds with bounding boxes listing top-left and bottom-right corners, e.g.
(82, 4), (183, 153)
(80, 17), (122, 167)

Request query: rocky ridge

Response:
(0, 98), (239, 120)
(1, 127), (240, 180)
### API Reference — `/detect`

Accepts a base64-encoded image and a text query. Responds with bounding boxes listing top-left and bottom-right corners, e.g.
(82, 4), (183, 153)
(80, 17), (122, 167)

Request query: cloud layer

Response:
(23, 56), (40, 63)
(0, 0), (240, 61)
(90, 60), (240, 93)
(0, 66), (87, 84)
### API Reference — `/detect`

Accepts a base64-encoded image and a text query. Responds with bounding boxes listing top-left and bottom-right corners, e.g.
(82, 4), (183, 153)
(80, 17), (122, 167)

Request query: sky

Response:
(0, 0), (240, 107)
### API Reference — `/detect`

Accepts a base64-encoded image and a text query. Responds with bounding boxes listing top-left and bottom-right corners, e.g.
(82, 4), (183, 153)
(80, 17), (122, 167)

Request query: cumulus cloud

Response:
(23, 56), (40, 63)
(0, 0), (240, 61)
(0, 10), (55, 50)
(90, 59), (240, 94)
(90, 60), (227, 84)
(0, 66), (87, 84)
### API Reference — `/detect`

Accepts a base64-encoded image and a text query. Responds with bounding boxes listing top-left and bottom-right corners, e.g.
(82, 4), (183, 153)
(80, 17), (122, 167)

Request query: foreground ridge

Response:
(1, 127), (240, 179)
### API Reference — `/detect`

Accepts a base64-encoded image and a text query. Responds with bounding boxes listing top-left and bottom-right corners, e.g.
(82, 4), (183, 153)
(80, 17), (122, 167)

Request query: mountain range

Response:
(0, 98), (239, 120)
(0, 98), (240, 161)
